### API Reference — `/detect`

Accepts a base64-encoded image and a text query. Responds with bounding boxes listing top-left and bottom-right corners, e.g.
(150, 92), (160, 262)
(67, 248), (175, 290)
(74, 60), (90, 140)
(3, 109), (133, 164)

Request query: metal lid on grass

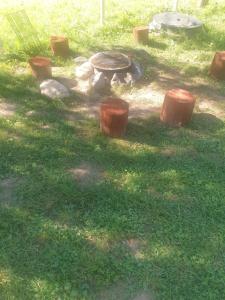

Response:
(153, 12), (202, 30)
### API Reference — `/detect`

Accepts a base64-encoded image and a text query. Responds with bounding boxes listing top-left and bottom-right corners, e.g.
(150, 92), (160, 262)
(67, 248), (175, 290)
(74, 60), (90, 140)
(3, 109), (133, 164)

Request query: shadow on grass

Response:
(114, 46), (225, 104)
(172, 24), (225, 52)
(0, 66), (225, 299)
(126, 112), (224, 144)
(147, 39), (168, 50)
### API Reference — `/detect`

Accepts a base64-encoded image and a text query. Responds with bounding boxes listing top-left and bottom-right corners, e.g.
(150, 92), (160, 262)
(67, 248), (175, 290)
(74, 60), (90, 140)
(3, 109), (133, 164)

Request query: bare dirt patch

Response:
(197, 99), (225, 119)
(123, 239), (147, 257)
(133, 292), (154, 300)
(52, 67), (73, 78)
(98, 281), (131, 300)
(0, 100), (16, 117)
(69, 162), (105, 187)
(98, 282), (154, 300)
(13, 67), (28, 75)
(39, 124), (51, 130)
(160, 147), (177, 158)
(65, 102), (99, 121)
(25, 110), (37, 117)
(64, 86), (163, 121)
(63, 78), (225, 123)
(120, 85), (164, 119)
(0, 178), (20, 207)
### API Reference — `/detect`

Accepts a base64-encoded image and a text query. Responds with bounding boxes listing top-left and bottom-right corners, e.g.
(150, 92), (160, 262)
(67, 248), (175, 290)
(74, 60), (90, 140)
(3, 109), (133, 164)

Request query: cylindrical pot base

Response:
(160, 89), (196, 127)
(28, 56), (52, 80)
(50, 36), (70, 58)
(133, 26), (149, 45)
(100, 98), (129, 138)
(210, 51), (225, 80)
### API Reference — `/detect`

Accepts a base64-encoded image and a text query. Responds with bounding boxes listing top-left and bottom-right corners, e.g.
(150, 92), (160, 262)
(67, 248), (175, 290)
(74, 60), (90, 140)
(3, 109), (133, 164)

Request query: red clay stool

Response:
(133, 26), (149, 45)
(210, 51), (225, 80)
(50, 36), (70, 58)
(28, 56), (52, 80)
(100, 98), (129, 138)
(160, 89), (196, 127)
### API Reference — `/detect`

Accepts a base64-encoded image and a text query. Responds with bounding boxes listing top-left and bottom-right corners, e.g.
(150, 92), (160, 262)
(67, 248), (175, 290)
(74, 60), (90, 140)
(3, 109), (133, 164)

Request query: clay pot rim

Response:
(51, 36), (68, 42)
(101, 108), (129, 116)
(134, 26), (149, 31)
(215, 51), (225, 61)
(167, 89), (196, 103)
(28, 56), (51, 67)
(101, 97), (129, 107)
(101, 99), (129, 114)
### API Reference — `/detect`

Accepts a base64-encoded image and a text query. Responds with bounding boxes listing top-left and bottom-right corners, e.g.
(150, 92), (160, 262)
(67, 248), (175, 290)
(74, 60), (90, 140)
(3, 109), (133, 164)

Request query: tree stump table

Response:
(210, 51), (225, 80)
(160, 89), (196, 126)
(133, 26), (149, 45)
(100, 98), (129, 138)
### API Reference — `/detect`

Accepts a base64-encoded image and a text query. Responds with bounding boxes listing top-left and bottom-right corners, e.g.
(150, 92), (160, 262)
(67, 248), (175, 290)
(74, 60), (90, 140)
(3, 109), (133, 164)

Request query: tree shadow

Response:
(0, 205), (146, 299)
(146, 39), (168, 50)
(126, 112), (224, 147)
(0, 60), (225, 300)
(190, 112), (225, 132)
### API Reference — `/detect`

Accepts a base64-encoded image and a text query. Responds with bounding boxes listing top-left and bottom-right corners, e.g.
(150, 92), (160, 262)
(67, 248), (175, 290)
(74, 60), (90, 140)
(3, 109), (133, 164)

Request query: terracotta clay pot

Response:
(133, 26), (149, 45)
(50, 36), (70, 58)
(100, 98), (129, 138)
(160, 89), (196, 126)
(28, 56), (52, 80)
(210, 51), (225, 80)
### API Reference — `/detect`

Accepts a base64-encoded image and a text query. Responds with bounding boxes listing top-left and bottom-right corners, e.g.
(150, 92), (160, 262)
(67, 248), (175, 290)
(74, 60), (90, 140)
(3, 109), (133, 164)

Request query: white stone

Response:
(131, 61), (143, 82)
(111, 72), (126, 86)
(124, 72), (134, 86)
(0, 100), (16, 117)
(111, 73), (119, 87)
(40, 79), (70, 99)
(91, 72), (107, 91)
(75, 62), (94, 80)
(51, 67), (71, 77)
(55, 77), (77, 90)
(71, 78), (92, 96)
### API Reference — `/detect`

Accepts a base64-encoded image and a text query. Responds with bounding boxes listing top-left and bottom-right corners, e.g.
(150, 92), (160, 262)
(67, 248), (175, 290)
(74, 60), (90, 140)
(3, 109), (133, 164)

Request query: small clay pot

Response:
(160, 89), (196, 127)
(210, 51), (225, 80)
(133, 26), (149, 45)
(100, 98), (129, 138)
(28, 56), (52, 80)
(50, 36), (70, 58)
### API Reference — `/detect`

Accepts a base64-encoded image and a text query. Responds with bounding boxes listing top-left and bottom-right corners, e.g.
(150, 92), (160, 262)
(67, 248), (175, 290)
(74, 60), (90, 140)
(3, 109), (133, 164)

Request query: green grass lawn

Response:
(0, 1), (225, 299)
